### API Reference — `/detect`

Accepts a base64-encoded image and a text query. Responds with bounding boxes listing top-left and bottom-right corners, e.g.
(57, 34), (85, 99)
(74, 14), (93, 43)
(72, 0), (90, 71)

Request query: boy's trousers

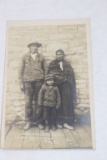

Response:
(43, 106), (56, 125)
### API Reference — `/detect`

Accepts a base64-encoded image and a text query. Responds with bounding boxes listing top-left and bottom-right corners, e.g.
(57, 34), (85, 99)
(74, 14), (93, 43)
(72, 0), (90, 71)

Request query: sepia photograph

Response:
(1, 19), (95, 149)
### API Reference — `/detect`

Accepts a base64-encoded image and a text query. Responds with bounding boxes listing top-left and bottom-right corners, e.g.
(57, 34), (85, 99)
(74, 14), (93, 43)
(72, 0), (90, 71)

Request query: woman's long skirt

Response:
(57, 81), (75, 125)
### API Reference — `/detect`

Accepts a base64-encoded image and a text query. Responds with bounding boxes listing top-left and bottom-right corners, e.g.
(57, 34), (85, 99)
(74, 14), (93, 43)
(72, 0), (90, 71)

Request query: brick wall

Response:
(5, 24), (90, 123)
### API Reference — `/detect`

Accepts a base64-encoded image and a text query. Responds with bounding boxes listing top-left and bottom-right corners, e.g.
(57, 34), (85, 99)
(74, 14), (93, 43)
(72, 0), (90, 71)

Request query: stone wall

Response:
(5, 24), (90, 123)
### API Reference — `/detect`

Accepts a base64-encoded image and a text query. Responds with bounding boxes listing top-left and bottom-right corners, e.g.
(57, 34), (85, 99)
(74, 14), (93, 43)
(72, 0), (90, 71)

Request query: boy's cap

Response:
(27, 42), (42, 48)
(45, 74), (54, 81)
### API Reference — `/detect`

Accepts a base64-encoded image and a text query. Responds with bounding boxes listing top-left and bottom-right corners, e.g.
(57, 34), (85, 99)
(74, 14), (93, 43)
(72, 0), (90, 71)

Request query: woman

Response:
(48, 49), (76, 129)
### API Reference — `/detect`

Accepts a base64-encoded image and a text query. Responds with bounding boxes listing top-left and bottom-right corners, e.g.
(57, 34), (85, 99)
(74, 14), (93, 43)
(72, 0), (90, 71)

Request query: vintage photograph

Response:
(1, 19), (95, 149)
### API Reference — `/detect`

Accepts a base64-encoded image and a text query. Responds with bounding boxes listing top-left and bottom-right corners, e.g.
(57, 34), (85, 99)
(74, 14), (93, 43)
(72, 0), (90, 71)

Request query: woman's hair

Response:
(56, 49), (65, 55)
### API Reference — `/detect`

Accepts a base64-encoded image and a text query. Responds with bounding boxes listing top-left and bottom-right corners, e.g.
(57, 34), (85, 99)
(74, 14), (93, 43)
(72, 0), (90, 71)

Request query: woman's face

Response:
(56, 52), (64, 61)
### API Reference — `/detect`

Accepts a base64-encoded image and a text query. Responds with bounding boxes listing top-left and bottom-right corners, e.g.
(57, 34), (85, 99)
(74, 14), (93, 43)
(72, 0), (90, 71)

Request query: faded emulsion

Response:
(1, 20), (94, 149)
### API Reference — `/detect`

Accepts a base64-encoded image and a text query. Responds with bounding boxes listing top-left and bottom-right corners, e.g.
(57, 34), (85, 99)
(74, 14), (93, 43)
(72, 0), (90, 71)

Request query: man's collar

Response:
(31, 52), (37, 55)
(28, 52), (39, 57)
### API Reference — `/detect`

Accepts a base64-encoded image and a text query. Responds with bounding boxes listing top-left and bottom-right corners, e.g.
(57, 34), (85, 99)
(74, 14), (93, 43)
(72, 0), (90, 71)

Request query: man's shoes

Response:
(63, 123), (74, 130)
(23, 123), (31, 130)
(38, 123), (44, 130)
(52, 125), (57, 131)
(57, 124), (63, 129)
(45, 125), (50, 132)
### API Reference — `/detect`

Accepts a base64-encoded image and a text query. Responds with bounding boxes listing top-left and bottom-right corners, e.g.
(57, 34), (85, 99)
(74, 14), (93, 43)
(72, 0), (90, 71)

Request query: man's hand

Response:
(20, 83), (25, 92)
(36, 105), (42, 114)
(73, 100), (76, 106)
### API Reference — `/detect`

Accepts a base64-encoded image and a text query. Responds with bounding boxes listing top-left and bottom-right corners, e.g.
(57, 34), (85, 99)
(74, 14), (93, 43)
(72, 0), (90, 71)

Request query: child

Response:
(38, 74), (61, 132)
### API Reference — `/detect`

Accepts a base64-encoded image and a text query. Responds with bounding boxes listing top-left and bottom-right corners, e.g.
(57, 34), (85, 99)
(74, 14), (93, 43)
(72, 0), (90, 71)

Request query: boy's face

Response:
(46, 79), (54, 86)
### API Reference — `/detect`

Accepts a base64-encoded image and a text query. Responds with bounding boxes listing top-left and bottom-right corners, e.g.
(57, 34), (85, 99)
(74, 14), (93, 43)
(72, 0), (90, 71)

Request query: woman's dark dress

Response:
(48, 59), (76, 125)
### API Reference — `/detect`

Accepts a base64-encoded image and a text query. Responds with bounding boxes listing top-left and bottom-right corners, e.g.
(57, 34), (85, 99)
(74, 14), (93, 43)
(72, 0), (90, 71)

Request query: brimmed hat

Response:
(27, 42), (42, 48)
(45, 74), (54, 81)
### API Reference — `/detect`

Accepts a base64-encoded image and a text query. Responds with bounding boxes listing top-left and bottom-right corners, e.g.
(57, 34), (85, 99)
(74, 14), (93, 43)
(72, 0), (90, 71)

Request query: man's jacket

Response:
(19, 53), (46, 84)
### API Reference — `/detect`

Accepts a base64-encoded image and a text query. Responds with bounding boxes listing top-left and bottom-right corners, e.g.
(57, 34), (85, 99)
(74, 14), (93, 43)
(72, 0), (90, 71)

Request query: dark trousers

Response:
(43, 106), (56, 126)
(24, 81), (43, 123)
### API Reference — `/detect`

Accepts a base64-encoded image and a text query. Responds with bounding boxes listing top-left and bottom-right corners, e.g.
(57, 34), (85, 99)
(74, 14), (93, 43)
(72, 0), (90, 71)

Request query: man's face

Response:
(30, 45), (38, 53)
(56, 52), (64, 61)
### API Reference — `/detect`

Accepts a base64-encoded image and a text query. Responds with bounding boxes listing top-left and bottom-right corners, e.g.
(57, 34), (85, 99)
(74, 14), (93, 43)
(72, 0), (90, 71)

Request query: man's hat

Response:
(45, 74), (54, 81)
(27, 42), (42, 48)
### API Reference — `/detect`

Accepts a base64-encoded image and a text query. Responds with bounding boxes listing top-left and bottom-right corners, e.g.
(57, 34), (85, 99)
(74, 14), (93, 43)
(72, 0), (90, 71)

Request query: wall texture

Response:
(5, 24), (90, 123)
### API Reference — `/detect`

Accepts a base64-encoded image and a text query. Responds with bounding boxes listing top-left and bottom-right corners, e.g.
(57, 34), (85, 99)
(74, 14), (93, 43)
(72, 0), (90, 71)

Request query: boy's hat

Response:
(27, 42), (42, 48)
(45, 74), (54, 81)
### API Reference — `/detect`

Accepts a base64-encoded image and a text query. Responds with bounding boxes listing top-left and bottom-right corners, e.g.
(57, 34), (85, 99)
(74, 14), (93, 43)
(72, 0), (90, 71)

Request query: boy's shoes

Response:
(45, 126), (50, 132)
(57, 124), (63, 129)
(38, 123), (44, 130)
(52, 125), (57, 131)
(23, 123), (31, 130)
(63, 123), (74, 130)
(31, 122), (37, 126)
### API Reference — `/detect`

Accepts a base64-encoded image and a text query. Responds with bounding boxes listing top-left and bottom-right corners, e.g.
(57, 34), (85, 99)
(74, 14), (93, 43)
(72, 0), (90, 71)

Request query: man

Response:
(48, 49), (76, 130)
(19, 42), (46, 130)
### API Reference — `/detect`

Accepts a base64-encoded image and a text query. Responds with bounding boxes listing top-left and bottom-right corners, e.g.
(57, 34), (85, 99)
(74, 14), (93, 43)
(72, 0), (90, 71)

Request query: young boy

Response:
(38, 74), (61, 132)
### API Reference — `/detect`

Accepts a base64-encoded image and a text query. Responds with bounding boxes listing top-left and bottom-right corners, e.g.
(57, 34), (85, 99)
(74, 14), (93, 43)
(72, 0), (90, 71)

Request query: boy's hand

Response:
(56, 105), (60, 110)
(36, 108), (40, 114)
